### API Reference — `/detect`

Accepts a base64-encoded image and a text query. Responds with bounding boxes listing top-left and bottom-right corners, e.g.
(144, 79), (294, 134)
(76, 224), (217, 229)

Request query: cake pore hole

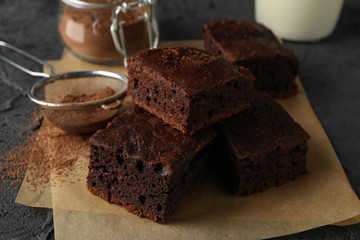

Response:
(111, 177), (118, 185)
(139, 195), (146, 205)
(180, 175), (186, 186)
(133, 78), (139, 89)
(291, 161), (298, 166)
(116, 155), (124, 166)
(208, 109), (214, 119)
(136, 160), (144, 173)
(214, 93), (223, 102)
(154, 163), (169, 176)
(154, 163), (163, 173)
(292, 145), (301, 152)
(180, 106), (185, 114)
(156, 204), (162, 212)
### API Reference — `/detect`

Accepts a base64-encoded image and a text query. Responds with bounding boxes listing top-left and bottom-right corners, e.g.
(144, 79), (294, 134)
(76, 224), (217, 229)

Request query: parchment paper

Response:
(16, 40), (360, 240)
(15, 120), (52, 208)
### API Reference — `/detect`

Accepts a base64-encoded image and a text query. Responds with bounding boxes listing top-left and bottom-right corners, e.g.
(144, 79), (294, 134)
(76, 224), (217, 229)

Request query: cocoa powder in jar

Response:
(59, 0), (151, 64)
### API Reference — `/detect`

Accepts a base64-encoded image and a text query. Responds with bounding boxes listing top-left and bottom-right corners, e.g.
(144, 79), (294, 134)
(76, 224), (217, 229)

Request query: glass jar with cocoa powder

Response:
(59, 0), (158, 64)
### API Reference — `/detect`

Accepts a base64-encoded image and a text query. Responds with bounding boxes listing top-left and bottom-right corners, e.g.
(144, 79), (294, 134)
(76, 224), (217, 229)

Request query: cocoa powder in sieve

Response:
(59, 0), (150, 63)
(60, 87), (116, 103)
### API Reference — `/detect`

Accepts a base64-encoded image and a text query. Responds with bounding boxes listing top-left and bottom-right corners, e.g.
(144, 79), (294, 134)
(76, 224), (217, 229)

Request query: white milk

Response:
(255, 0), (344, 41)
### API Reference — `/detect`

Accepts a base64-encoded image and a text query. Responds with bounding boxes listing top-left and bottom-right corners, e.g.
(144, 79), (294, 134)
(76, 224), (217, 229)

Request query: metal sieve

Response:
(0, 41), (128, 134)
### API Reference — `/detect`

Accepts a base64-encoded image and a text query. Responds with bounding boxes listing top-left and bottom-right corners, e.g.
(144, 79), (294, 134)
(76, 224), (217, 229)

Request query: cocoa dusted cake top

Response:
(203, 20), (299, 65)
(220, 92), (310, 158)
(90, 106), (217, 174)
(127, 46), (253, 96)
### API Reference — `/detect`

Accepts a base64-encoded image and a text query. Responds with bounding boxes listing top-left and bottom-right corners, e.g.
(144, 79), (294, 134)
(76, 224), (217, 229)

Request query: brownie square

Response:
(215, 92), (310, 196)
(87, 106), (217, 223)
(203, 20), (300, 98)
(127, 46), (254, 135)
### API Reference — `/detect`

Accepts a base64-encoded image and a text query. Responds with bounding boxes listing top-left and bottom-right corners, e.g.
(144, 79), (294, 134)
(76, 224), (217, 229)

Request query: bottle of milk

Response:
(255, 0), (344, 41)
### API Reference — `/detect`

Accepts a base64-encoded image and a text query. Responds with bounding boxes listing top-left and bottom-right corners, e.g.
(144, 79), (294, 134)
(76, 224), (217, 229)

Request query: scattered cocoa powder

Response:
(60, 87), (116, 103)
(1, 110), (44, 190)
(1, 110), (90, 192)
(0, 132), (37, 190)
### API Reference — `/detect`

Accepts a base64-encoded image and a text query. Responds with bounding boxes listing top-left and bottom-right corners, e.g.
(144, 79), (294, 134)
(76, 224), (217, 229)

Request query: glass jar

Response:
(58, 0), (159, 64)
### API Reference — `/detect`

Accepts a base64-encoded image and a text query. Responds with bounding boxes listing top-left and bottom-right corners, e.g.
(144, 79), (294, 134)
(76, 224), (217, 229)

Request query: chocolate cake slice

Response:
(216, 92), (310, 196)
(203, 20), (300, 98)
(127, 46), (254, 135)
(87, 106), (217, 222)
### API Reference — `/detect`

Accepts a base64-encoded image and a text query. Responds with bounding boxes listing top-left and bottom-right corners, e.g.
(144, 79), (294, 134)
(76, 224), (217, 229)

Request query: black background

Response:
(1, 0), (359, 239)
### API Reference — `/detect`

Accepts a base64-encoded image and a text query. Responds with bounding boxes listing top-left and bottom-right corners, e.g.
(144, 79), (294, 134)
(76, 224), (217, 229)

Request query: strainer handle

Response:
(101, 99), (124, 110)
(0, 41), (54, 78)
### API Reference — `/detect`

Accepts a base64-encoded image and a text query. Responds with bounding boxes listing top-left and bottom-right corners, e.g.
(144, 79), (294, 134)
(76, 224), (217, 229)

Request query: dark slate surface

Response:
(0, 0), (359, 239)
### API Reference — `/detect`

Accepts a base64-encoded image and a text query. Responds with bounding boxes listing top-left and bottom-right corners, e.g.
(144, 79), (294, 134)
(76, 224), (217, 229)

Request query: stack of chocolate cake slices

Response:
(87, 21), (310, 223)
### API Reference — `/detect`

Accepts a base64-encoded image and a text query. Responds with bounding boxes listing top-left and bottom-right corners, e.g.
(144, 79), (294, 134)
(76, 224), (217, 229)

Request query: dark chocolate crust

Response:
(87, 106), (217, 222)
(203, 20), (300, 98)
(216, 92), (310, 195)
(127, 46), (254, 135)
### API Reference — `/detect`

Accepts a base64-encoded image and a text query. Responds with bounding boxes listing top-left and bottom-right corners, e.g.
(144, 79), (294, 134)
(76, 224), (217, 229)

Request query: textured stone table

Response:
(1, 0), (359, 239)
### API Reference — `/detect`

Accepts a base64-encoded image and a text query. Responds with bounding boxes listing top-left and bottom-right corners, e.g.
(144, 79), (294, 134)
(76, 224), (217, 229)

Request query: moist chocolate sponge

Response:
(215, 92), (310, 195)
(203, 20), (300, 98)
(87, 106), (217, 222)
(127, 46), (254, 135)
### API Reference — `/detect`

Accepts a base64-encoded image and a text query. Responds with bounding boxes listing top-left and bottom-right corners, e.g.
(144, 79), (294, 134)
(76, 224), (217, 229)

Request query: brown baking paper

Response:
(15, 121), (53, 208)
(16, 41), (360, 240)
